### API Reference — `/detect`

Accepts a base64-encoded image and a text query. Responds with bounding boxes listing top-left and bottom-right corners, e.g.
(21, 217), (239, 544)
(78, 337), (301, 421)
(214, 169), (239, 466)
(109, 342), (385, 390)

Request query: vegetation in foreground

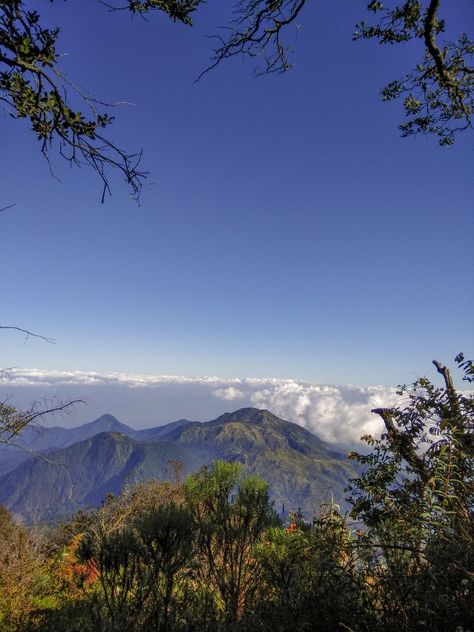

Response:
(0, 357), (472, 632)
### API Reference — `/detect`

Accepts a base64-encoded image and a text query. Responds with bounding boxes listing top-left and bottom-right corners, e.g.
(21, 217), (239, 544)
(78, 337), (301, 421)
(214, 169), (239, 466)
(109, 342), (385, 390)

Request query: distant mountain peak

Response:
(83, 414), (133, 433)
(95, 413), (120, 424)
(214, 408), (273, 424)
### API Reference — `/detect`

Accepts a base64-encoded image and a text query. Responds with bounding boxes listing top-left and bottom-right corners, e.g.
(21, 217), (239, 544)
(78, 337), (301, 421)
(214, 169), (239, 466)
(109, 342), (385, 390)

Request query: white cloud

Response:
(212, 387), (245, 401)
(2, 368), (235, 388)
(2, 369), (400, 448)
(244, 381), (399, 446)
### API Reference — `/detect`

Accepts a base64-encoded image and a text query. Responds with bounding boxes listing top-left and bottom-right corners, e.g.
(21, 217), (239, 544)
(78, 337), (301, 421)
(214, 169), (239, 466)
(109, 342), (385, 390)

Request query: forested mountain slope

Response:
(0, 408), (358, 522)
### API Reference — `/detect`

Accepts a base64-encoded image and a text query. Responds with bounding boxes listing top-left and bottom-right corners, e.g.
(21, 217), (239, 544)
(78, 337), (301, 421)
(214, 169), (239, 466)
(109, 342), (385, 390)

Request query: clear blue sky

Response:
(1, 1), (473, 386)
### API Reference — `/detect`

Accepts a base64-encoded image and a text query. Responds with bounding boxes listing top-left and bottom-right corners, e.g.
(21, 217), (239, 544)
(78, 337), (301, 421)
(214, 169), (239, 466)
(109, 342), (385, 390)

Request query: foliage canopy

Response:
(1, 0), (472, 198)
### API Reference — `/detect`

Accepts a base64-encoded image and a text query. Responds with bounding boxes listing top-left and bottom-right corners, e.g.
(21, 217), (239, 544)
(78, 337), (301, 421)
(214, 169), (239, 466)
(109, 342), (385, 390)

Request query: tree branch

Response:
(0, 325), (55, 344)
(424, 0), (451, 87)
(198, 0), (307, 80)
(0, 2), (147, 200)
(0, 399), (85, 450)
(371, 406), (428, 481)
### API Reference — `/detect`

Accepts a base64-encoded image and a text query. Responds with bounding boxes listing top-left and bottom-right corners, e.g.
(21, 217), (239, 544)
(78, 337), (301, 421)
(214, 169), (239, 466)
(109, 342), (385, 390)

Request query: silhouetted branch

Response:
(0, 325), (55, 344)
(0, 399), (85, 455)
(198, 0), (307, 80)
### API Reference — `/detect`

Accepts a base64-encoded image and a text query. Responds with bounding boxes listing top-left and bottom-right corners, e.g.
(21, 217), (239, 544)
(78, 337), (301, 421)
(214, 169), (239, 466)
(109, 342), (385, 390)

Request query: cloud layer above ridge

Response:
(2, 369), (401, 448)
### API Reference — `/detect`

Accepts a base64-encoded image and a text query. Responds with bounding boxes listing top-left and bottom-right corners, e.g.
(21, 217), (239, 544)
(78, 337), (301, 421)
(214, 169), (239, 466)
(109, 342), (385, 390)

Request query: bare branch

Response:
(0, 399), (85, 460)
(198, 0), (307, 80)
(0, 405), (86, 502)
(371, 406), (428, 481)
(432, 359), (455, 393)
(0, 325), (55, 344)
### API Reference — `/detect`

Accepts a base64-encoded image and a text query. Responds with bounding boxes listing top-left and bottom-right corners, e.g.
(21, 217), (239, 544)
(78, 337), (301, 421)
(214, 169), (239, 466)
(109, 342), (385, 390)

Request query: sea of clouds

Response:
(1, 369), (402, 449)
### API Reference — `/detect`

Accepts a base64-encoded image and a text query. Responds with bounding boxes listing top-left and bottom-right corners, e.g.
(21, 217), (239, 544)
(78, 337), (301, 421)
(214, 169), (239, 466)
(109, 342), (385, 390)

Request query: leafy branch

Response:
(354, 0), (473, 144)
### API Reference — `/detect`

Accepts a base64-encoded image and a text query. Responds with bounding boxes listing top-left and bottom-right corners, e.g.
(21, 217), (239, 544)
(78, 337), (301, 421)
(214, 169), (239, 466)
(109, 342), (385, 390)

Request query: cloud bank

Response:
(2, 369), (401, 448)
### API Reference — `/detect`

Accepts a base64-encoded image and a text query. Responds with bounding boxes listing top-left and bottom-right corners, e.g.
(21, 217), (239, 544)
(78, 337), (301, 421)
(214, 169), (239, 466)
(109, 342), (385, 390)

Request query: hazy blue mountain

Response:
(0, 408), (359, 523)
(0, 432), (209, 523)
(0, 415), (199, 477)
(132, 418), (192, 442)
(0, 414), (134, 476)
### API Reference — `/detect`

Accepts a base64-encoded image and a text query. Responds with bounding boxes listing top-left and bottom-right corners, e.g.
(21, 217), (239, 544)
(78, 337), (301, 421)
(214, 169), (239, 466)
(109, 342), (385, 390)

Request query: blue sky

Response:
(1, 1), (473, 389)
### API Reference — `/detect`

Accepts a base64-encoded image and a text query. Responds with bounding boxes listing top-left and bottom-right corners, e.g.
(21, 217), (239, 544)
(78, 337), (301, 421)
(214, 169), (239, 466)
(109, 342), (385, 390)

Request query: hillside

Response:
(0, 432), (208, 523)
(0, 414), (134, 476)
(165, 408), (357, 515)
(0, 408), (359, 522)
(0, 414), (191, 477)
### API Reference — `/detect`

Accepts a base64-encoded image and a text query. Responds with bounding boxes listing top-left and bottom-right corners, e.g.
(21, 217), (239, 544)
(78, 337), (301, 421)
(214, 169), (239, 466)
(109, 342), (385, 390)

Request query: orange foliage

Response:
(57, 533), (99, 590)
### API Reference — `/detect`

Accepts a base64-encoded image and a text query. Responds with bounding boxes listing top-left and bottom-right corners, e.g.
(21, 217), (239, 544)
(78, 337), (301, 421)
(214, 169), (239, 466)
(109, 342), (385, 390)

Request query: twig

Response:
(0, 325), (55, 344)
(0, 203), (15, 213)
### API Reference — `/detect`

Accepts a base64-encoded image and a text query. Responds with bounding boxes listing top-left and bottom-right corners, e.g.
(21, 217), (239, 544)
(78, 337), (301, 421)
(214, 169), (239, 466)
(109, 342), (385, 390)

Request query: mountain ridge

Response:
(0, 408), (359, 522)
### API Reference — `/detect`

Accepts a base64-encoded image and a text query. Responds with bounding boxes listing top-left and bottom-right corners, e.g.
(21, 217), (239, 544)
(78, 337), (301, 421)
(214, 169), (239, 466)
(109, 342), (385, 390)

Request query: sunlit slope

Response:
(164, 408), (357, 514)
(0, 408), (359, 522)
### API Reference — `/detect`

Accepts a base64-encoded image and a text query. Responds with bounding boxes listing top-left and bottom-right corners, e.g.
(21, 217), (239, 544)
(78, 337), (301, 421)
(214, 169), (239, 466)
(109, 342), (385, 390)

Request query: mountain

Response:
(0, 414), (196, 477)
(0, 414), (134, 476)
(0, 432), (209, 523)
(132, 418), (191, 442)
(0, 408), (359, 522)
(163, 408), (357, 515)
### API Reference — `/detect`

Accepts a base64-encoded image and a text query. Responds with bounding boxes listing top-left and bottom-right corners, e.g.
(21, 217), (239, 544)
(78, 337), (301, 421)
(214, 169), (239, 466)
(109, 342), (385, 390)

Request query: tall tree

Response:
(347, 355), (474, 630)
(184, 460), (277, 627)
